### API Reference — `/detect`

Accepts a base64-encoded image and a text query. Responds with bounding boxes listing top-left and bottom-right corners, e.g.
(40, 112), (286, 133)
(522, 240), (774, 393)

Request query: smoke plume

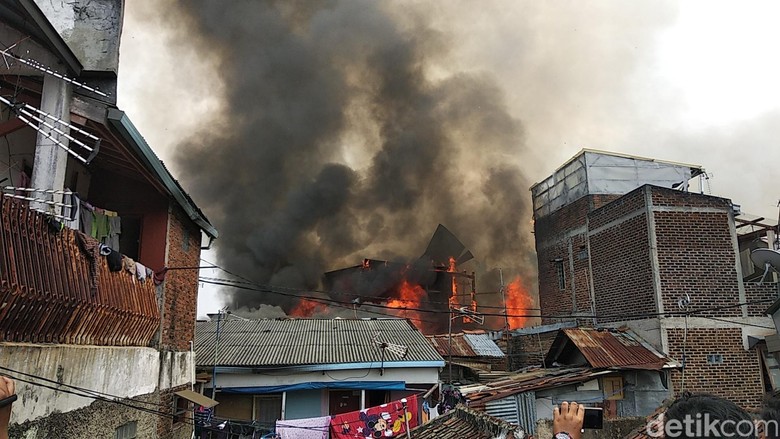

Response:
(162, 1), (537, 322)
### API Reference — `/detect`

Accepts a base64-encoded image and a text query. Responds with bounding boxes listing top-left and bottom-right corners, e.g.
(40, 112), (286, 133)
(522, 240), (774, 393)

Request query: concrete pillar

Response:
(30, 75), (71, 212)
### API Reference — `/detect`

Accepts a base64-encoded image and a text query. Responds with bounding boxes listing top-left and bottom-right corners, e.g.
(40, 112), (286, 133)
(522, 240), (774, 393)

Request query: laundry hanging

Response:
(330, 395), (418, 439)
(276, 415), (331, 439)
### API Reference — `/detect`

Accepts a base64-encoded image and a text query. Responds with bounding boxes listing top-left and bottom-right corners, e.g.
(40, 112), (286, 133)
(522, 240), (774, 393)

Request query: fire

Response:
(386, 280), (427, 323)
(505, 276), (533, 329)
(289, 299), (319, 317)
(447, 257), (457, 308)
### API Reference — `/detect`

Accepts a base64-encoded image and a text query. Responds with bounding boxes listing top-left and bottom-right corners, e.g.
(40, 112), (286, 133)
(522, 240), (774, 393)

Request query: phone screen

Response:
(582, 407), (603, 430)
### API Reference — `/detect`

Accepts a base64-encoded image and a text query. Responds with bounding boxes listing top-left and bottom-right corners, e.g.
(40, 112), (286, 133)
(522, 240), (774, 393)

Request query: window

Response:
(554, 259), (566, 290)
(115, 421), (137, 439)
(706, 354), (724, 365)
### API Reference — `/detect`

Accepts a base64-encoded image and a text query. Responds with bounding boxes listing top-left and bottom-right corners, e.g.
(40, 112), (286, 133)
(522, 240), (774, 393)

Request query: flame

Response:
(386, 280), (426, 323)
(505, 276), (533, 329)
(288, 298), (319, 317)
(447, 257), (458, 308)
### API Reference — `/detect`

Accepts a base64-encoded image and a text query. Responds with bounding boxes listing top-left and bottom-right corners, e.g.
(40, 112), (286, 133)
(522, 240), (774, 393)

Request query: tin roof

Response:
(195, 318), (444, 368)
(465, 367), (611, 409)
(411, 405), (523, 439)
(426, 333), (505, 358)
(545, 328), (676, 370)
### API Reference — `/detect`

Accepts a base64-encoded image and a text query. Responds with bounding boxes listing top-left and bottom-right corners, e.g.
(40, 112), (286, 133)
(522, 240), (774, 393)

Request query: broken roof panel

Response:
(411, 405), (523, 439)
(545, 328), (676, 370)
(425, 333), (505, 358)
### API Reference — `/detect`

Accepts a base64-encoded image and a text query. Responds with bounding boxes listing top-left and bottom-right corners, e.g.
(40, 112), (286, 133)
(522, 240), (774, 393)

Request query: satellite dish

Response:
(373, 332), (408, 376)
(750, 248), (780, 284)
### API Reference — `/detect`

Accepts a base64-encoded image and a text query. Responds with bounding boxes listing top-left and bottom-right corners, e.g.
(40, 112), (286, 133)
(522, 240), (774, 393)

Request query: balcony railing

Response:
(0, 193), (160, 346)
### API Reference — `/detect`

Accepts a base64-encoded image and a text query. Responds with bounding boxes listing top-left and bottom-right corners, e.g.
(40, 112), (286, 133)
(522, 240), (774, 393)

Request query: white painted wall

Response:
(210, 367), (440, 389)
(0, 343), (193, 424)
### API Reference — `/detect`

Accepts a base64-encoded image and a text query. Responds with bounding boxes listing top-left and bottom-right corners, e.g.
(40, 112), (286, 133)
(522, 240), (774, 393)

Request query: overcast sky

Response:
(115, 1), (780, 317)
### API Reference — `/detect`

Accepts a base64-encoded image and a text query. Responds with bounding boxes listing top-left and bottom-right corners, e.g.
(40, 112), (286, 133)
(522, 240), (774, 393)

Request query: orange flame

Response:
(505, 276), (533, 329)
(447, 257), (458, 308)
(386, 280), (426, 323)
(289, 299), (319, 317)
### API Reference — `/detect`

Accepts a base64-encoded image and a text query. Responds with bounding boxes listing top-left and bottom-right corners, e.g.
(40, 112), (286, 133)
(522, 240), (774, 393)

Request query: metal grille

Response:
(0, 193), (160, 345)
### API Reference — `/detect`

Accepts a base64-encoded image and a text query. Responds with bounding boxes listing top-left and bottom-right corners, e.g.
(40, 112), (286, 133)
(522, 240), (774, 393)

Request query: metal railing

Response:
(0, 193), (160, 345)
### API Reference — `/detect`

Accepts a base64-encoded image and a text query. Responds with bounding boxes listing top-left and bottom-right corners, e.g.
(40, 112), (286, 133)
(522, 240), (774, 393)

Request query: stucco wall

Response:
(209, 366), (440, 389)
(0, 343), (193, 424)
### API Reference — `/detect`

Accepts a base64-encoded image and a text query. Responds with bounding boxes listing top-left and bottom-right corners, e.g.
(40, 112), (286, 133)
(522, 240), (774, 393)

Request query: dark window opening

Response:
(555, 260), (566, 290)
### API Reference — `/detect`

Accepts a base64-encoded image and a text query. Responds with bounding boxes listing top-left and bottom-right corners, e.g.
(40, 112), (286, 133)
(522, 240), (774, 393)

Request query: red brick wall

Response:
(160, 205), (202, 351)
(745, 282), (779, 317)
(508, 331), (558, 369)
(666, 327), (764, 409)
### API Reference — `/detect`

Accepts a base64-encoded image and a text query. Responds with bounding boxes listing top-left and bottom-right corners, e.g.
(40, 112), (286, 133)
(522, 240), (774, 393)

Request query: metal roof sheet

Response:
(411, 405), (522, 439)
(196, 318), (444, 368)
(545, 328), (672, 370)
(425, 333), (505, 358)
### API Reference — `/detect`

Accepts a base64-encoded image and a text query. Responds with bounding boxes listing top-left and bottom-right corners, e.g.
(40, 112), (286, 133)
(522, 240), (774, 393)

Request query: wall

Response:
(0, 343), (194, 438)
(211, 366), (440, 389)
(508, 330), (558, 369)
(286, 389), (325, 420)
(160, 205), (202, 351)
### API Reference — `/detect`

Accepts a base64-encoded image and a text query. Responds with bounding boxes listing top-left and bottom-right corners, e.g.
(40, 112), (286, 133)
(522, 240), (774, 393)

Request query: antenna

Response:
(750, 248), (780, 284)
(373, 332), (409, 375)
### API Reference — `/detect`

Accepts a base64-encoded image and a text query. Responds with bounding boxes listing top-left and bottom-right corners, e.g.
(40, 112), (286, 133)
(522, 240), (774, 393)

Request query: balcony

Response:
(0, 193), (160, 346)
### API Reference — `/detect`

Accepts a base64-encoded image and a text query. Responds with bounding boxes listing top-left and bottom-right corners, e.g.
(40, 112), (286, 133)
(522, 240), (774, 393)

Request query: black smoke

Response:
(163, 1), (537, 319)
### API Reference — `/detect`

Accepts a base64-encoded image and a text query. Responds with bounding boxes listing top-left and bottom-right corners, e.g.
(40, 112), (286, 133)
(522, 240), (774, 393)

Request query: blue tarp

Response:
(219, 381), (405, 394)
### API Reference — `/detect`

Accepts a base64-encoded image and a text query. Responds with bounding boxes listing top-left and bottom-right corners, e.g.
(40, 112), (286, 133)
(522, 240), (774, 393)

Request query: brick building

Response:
(528, 149), (778, 408)
(0, 1), (217, 437)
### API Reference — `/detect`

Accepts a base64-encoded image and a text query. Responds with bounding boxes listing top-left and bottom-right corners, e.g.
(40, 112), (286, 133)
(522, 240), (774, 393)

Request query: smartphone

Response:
(582, 407), (603, 430)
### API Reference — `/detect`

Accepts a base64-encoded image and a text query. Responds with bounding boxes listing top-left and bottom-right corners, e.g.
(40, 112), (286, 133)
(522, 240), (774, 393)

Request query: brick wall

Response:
(160, 205), (202, 351)
(508, 331), (558, 369)
(745, 282), (780, 317)
(666, 327), (764, 409)
(158, 384), (195, 439)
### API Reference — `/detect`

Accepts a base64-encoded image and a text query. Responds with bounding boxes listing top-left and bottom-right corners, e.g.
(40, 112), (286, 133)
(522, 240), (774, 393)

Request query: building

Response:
(529, 149), (778, 408)
(464, 327), (677, 437)
(0, 1), (217, 437)
(195, 318), (444, 429)
(425, 331), (507, 383)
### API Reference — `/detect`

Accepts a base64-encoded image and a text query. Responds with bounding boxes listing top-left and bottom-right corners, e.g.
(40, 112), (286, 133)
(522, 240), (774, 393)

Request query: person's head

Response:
(663, 393), (755, 439)
(761, 390), (780, 439)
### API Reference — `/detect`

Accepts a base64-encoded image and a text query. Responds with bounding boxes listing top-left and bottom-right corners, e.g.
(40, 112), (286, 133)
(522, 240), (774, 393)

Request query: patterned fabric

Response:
(330, 395), (418, 439)
(276, 415), (331, 439)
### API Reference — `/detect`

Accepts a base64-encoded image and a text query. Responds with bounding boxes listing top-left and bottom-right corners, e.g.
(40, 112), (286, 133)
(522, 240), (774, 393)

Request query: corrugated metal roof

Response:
(545, 328), (674, 370)
(195, 318), (444, 367)
(425, 333), (505, 358)
(465, 367), (610, 409)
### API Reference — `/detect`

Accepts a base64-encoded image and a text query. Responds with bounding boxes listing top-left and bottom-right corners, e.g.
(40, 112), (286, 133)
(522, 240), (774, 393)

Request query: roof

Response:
(174, 389), (219, 409)
(465, 367), (611, 409)
(426, 333), (505, 358)
(411, 405), (523, 439)
(195, 318), (445, 368)
(545, 328), (678, 370)
(530, 148), (704, 191)
(0, 0), (82, 74)
(107, 109), (218, 239)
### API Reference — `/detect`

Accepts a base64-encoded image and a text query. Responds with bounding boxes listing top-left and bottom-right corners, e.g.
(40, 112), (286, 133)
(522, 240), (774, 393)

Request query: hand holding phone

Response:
(582, 407), (603, 430)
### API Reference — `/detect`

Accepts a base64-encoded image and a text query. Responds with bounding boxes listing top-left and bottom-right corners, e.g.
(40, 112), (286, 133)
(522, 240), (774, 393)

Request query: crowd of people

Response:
(0, 375), (778, 438)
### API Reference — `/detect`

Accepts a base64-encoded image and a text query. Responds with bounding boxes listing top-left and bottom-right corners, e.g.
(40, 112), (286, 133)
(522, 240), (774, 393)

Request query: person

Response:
(664, 392), (755, 438)
(0, 376), (15, 439)
(553, 401), (585, 439)
(760, 390), (780, 439)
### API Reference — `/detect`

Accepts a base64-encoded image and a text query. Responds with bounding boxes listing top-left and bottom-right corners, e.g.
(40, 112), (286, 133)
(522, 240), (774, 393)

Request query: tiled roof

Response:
(411, 405), (523, 439)
(545, 328), (676, 370)
(426, 333), (505, 358)
(195, 318), (444, 368)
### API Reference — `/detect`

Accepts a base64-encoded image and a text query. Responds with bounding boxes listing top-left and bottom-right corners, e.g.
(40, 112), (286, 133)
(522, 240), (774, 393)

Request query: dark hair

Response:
(762, 390), (780, 439)
(664, 393), (755, 439)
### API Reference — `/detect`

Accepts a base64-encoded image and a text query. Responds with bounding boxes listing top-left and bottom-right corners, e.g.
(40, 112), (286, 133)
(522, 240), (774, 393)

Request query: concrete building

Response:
(0, 1), (217, 437)
(528, 149), (778, 408)
(195, 318), (444, 434)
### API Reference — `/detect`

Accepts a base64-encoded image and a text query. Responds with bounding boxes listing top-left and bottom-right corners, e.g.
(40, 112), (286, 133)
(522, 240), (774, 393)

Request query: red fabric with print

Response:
(330, 395), (418, 439)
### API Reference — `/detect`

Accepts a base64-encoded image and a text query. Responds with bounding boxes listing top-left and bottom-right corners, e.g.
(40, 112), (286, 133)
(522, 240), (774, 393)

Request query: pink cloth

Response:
(276, 415), (331, 439)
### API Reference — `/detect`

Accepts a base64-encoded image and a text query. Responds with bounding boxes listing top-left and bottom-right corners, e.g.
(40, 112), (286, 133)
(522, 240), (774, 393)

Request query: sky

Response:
(115, 1), (780, 318)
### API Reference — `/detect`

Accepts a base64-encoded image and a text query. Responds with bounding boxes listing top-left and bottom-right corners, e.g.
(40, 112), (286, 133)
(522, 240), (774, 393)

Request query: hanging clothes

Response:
(135, 262), (148, 282)
(75, 232), (100, 296)
(79, 202), (94, 237)
(62, 192), (80, 231)
(276, 416), (331, 439)
(92, 210), (110, 243)
(330, 395), (418, 439)
(107, 215), (121, 250)
(106, 248), (122, 272)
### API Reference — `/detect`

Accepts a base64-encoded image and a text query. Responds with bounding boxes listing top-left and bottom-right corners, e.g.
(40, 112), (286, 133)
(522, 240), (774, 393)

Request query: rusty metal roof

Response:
(426, 333), (505, 358)
(465, 367), (611, 409)
(545, 328), (675, 370)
